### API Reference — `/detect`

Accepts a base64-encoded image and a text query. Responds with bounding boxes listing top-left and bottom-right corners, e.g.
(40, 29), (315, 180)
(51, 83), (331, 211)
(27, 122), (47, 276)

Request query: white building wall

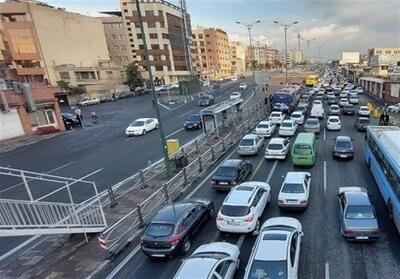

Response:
(0, 108), (25, 140)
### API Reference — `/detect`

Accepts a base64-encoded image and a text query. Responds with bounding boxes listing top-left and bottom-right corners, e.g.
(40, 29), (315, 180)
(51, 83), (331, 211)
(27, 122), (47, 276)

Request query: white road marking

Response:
(250, 155), (265, 180)
(178, 110), (194, 118)
(157, 101), (172, 111)
(236, 234), (246, 248)
(0, 161), (75, 194)
(266, 160), (278, 183)
(166, 127), (185, 138)
(0, 235), (41, 262)
(323, 161), (327, 193)
(325, 262), (330, 279)
(104, 246), (141, 279)
(323, 128), (326, 141)
(241, 88), (256, 107)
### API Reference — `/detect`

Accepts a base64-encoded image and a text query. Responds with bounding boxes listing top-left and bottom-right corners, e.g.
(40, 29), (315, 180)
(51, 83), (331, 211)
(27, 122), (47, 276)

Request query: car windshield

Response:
(359, 119), (370, 124)
(281, 122), (292, 128)
(257, 124), (269, 129)
(130, 120), (145, 127)
(306, 120), (318, 126)
(146, 223), (175, 237)
(293, 144), (312, 155)
(240, 138), (255, 146)
(291, 114), (301, 118)
(271, 113), (281, 117)
(360, 107), (368, 111)
(186, 115), (200, 121)
(247, 260), (287, 279)
(344, 105), (353, 109)
(220, 205), (250, 217)
(268, 143), (283, 150)
(345, 205), (375, 219)
(200, 96), (210, 101)
(281, 183), (305, 193)
(336, 140), (351, 149)
(331, 106), (339, 110)
(329, 118), (339, 123)
(215, 166), (236, 177)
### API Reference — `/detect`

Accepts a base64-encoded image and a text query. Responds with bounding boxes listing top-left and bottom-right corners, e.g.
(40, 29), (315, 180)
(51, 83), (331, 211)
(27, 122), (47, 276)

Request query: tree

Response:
(125, 63), (143, 89)
(56, 80), (86, 95)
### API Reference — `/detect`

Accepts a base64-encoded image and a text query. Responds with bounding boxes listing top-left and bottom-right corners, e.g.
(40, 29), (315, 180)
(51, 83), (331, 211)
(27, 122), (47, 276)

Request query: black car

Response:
(354, 117), (370, 131)
(198, 95), (214, 106)
(118, 91), (135, 99)
(333, 136), (354, 159)
(210, 159), (252, 190)
(343, 104), (356, 115)
(141, 199), (214, 257)
(327, 96), (338, 105)
(100, 95), (113, 103)
(184, 114), (202, 130)
(136, 88), (151, 96)
(61, 112), (80, 129)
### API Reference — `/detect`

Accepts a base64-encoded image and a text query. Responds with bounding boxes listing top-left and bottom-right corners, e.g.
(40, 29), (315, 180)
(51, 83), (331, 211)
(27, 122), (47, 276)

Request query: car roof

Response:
(242, 134), (258, 140)
(135, 118), (152, 122)
(336, 136), (351, 142)
(175, 258), (218, 279)
(269, 137), (285, 144)
(282, 119), (294, 123)
(284, 172), (308, 183)
(270, 111), (283, 115)
(328, 115), (339, 119)
(358, 117), (370, 121)
(152, 202), (193, 223)
(221, 159), (243, 167)
(225, 186), (258, 206)
(258, 120), (272, 125)
(254, 231), (290, 261)
(345, 191), (371, 206)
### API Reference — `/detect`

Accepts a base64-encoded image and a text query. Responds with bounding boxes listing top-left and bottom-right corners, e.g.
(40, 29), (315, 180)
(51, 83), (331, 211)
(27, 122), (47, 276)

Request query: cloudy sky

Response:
(25, 0), (400, 60)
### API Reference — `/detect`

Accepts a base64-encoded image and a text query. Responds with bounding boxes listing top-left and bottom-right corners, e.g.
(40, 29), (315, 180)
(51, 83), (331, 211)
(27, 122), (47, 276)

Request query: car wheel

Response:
(252, 219), (260, 236)
(181, 238), (191, 254)
(142, 129), (146, 135)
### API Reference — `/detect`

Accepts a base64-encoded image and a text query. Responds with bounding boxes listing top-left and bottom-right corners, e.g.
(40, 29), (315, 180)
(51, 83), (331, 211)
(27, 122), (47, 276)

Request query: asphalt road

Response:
(106, 93), (400, 279)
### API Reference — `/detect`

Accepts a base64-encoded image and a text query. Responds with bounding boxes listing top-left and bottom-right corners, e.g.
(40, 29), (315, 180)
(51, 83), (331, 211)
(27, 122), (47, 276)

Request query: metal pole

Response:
(135, 0), (172, 177)
(248, 27), (255, 85)
(284, 26), (288, 85)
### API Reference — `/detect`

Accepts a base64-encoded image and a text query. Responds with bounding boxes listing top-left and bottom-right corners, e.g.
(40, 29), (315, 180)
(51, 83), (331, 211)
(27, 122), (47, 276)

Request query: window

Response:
(147, 22), (156, 28)
(30, 109), (56, 127)
(200, 42), (204, 46)
(145, 10), (154, 16)
(59, 71), (70, 80)
(163, 44), (168, 50)
(153, 55), (161, 61)
(134, 22), (140, 28)
(290, 233), (298, 267)
(160, 21), (165, 28)
(214, 261), (231, 278)
(9, 29), (37, 54)
(162, 33), (169, 39)
(149, 33), (158, 39)
(139, 44), (145, 50)
(132, 11), (138, 16)
(198, 34), (203, 39)
(121, 45), (127, 51)
(155, 66), (163, 71)
(113, 45), (120, 51)
(158, 10), (163, 16)
(123, 56), (129, 62)
(118, 34), (123, 40)
(137, 34), (142, 39)
(106, 71), (114, 79)
(151, 44), (160, 50)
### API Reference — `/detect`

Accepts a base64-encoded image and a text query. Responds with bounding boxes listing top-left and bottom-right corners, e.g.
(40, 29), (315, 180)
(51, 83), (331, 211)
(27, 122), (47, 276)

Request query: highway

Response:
(103, 93), (400, 279)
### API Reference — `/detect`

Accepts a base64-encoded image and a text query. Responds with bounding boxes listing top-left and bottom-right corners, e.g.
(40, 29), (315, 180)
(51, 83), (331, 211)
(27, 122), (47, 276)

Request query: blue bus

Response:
(271, 85), (301, 113)
(365, 126), (400, 233)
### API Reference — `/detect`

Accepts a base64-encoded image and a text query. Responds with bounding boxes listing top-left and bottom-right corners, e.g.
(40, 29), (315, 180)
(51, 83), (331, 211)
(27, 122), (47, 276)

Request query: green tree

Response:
(56, 80), (86, 95)
(125, 63), (143, 89)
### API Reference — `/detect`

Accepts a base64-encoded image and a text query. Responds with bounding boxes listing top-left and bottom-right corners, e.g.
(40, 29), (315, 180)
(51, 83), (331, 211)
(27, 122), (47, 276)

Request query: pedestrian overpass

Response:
(0, 167), (106, 237)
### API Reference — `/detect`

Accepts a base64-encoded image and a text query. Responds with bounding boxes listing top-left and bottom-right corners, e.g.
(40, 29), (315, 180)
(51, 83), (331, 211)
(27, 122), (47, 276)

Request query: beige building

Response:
(368, 48), (400, 77)
(290, 49), (304, 65)
(230, 41), (246, 76)
(0, 0), (123, 99)
(265, 48), (279, 68)
(120, 0), (192, 85)
(192, 26), (231, 80)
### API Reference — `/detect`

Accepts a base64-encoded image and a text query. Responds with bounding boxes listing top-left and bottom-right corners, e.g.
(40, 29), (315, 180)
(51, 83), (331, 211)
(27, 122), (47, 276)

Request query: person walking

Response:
(379, 112), (385, 126)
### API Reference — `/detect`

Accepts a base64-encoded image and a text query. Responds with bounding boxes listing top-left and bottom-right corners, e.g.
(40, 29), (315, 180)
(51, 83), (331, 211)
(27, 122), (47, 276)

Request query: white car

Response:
(388, 103), (400, 113)
(78, 98), (100, 106)
(278, 172), (311, 209)
(329, 104), (341, 115)
(290, 111), (305, 125)
(216, 182), (271, 235)
(356, 87), (364, 94)
(350, 89), (358, 95)
(254, 121), (276, 137)
(349, 96), (359, 104)
(269, 111), (285, 125)
(230, 92), (241, 99)
(310, 105), (324, 119)
(279, 119), (298, 136)
(357, 106), (371, 117)
(173, 242), (240, 279)
(238, 134), (264, 156)
(244, 217), (303, 279)
(265, 137), (290, 160)
(326, 115), (342, 131)
(239, 83), (247, 90)
(313, 100), (323, 106)
(339, 92), (348, 98)
(339, 98), (349, 107)
(125, 118), (159, 136)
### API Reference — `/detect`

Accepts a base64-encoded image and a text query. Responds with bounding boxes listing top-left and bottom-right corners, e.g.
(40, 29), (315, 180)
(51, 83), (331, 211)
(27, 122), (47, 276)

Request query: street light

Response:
(301, 37), (316, 63)
(273, 20), (298, 84)
(135, 0), (171, 176)
(236, 20), (261, 85)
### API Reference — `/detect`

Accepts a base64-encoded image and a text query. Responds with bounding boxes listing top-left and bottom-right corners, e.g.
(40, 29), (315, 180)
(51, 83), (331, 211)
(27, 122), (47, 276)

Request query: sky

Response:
(13, 0), (400, 60)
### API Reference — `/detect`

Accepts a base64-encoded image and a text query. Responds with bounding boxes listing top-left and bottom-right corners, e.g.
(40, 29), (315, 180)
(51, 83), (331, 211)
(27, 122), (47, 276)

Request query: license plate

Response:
(227, 220), (240, 225)
(340, 155), (347, 158)
(287, 200), (298, 204)
(219, 182), (228, 185)
(356, 236), (368, 240)
(152, 254), (165, 257)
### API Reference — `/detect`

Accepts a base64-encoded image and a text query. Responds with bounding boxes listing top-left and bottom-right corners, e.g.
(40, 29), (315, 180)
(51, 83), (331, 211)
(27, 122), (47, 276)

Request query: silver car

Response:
(304, 118), (320, 134)
(238, 134), (264, 156)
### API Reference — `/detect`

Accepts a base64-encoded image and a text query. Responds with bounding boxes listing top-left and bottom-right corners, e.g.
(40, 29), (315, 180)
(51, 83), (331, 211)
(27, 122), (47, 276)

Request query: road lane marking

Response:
(178, 110), (194, 118)
(325, 262), (330, 279)
(323, 161), (327, 193)
(0, 235), (41, 263)
(236, 234), (246, 248)
(104, 245), (141, 279)
(166, 127), (185, 138)
(0, 161), (75, 194)
(157, 101), (172, 111)
(266, 160), (278, 183)
(241, 88), (256, 107)
(249, 155), (265, 180)
(323, 128), (326, 141)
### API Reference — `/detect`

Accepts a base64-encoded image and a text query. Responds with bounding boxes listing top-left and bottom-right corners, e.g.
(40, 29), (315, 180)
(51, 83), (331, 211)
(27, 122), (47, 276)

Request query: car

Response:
(349, 96), (359, 104)
(173, 242), (240, 279)
(231, 76), (238, 81)
(254, 120), (276, 137)
(78, 98), (100, 106)
(310, 104), (324, 119)
(279, 119), (298, 137)
(354, 117), (370, 131)
(278, 172), (311, 210)
(304, 118), (320, 134)
(198, 95), (215, 106)
(339, 91), (348, 98)
(243, 217), (303, 279)
(154, 85), (165, 92)
(349, 89), (358, 95)
(332, 136), (354, 159)
(357, 106), (370, 117)
(338, 187), (380, 241)
(238, 134), (264, 156)
(356, 87), (364, 94)
(210, 159), (252, 190)
(217, 182), (271, 235)
(339, 98), (349, 107)
(296, 103), (308, 115)
(230, 92), (241, 100)
(239, 83), (247, 90)
(313, 99), (323, 106)
(136, 88), (151, 95)
(184, 114), (202, 130)
(265, 137), (290, 160)
(343, 104), (356, 115)
(290, 111), (305, 125)
(273, 102), (290, 112)
(125, 118), (159, 136)
(388, 103), (400, 113)
(326, 115), (342, 131)
(269, 111), (285, 125)
(118, 91), (135, 99)
(327, 96), (338, 105)
(329, 104), (341, 115)
(141, 199), (214, 257)
(99, 95), (113, 103)
(61, 112), (81, 128)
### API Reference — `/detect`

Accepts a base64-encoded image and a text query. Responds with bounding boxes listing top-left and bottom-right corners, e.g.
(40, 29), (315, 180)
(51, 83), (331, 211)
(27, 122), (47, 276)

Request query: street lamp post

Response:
(135, 0), (172, 176)
(236, 20), (261, 85)
(273, 20), (298, 85)
(302, 37), (316, 63)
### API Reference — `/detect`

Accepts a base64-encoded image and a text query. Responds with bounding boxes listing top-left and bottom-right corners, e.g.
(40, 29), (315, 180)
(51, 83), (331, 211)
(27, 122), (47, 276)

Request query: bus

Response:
(271, 84), (301, 113)
(365, 126), (400, 233)
(291, 132), (316, 166)
(305, 75), (318, 87)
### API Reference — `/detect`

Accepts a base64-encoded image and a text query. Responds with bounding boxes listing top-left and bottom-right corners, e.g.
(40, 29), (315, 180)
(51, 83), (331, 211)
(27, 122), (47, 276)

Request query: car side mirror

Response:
(299, 231), (304, 237)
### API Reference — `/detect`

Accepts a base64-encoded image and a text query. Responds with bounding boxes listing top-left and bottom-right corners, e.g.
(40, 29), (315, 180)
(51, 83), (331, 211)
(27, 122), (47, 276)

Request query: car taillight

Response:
(277, 199), (284, 204)
(230, 180), (237, 186)
(372, 228), (380, 234)
(243, 214), (254, 223)
(210, 179), (216, 185)
(344, 228), (353, 234)
(169, 235), (181, 246)
(140, 236), (144, 244)
(217, 214), (224, 221)
(300, 200), (307, 204)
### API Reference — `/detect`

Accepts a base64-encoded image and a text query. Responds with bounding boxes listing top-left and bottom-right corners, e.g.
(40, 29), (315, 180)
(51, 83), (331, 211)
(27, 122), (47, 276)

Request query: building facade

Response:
(229, 41), (246, 76)
(265, 48), (279, 69)
(120, 0), (192, 85)
(192, 26), (231, 80)
(290, 49), (304, 65)
(367, 48), (400, 77)
(253, 45), (267, 67)
(0, 0), (123, 99)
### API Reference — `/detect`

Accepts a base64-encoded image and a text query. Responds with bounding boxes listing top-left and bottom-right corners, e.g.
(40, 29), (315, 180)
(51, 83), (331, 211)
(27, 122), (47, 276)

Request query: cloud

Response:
(302, 24), (360, 41)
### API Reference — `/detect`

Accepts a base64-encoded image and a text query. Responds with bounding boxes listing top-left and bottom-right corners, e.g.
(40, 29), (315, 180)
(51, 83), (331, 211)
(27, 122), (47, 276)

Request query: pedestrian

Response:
(385, 112), (390, 126)
(112, 92), (115, 101)
(379, 112), (385, 126)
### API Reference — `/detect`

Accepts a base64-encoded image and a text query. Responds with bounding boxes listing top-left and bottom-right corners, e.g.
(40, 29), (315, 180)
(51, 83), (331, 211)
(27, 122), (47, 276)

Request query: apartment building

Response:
(0, 0), (123, 98)
(192, 26), (231, 80)
(253, 45), (267, 67)
(120, 0), (192, 85)
(230, 41), (246, 76)
(265, 48), (279, 68)
(367, 48), (400, 77)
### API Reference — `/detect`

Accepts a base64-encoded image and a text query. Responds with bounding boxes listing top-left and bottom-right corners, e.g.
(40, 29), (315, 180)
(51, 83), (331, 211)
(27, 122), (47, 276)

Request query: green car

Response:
(291, 132), (316, 166)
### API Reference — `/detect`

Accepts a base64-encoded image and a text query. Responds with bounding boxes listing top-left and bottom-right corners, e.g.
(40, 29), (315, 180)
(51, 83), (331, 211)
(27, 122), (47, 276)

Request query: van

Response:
(291, 132), (316, 166)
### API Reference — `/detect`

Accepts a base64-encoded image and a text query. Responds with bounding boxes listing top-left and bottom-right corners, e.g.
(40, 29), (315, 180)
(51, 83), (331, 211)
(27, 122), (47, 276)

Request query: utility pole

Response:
(135, 0), (172, 176)
(297, 33), (302, 51)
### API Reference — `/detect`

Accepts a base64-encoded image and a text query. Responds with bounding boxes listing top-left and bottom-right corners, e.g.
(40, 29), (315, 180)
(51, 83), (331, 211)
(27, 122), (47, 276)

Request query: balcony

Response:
(15, 67), (45, 76)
